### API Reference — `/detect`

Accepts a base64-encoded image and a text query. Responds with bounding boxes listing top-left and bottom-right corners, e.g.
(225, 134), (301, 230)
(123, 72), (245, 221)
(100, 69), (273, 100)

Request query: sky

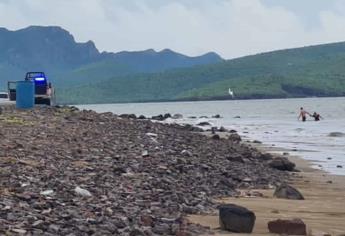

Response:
(1, 0), (345, 59)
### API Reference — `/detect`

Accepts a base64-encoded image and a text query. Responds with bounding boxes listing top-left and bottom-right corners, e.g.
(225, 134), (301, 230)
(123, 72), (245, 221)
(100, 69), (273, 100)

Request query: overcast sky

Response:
(1, 0), (345, 59)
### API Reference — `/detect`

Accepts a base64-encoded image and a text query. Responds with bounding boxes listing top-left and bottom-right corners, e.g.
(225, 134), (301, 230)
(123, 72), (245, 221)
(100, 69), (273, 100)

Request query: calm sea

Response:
(78, 97), (345, 175)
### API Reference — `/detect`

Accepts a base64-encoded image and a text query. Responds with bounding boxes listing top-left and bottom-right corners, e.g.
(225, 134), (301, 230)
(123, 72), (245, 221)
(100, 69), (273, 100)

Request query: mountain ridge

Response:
(0, 25), (223, 88)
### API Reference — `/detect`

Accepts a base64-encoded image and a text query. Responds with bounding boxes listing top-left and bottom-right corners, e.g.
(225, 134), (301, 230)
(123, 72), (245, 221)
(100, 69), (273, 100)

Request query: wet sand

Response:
(189, 139), (345, 235)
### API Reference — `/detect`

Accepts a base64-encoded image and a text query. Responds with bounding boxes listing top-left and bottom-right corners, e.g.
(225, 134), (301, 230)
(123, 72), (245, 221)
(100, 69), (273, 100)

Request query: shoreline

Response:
(72, 96), (345, 106)
(190, 133), (345, 235)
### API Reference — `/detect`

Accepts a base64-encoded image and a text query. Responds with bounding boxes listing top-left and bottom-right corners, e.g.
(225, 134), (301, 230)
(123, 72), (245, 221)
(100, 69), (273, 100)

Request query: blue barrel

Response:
(16, 81), (35, 109)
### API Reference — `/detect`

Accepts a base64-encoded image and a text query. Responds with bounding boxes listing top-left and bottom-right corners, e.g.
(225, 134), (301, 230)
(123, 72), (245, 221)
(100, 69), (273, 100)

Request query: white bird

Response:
(228, 88), (234, 98)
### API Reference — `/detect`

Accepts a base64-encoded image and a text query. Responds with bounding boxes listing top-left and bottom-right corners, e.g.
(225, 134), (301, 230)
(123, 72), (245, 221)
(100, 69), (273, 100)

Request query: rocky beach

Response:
(0, 105), (293, 235)
(191, 153), (345, 236)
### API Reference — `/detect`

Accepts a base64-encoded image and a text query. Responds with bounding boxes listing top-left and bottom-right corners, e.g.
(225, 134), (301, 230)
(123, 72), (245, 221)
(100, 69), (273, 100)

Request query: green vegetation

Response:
(59, 42), (345, 104)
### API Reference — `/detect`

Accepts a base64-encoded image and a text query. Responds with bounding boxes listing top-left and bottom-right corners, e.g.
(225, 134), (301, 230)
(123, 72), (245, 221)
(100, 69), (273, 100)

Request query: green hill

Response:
(59, 42), (345, 104)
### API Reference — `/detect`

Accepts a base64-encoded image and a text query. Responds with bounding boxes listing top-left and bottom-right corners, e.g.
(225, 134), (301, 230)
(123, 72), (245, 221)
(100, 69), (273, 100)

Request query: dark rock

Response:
(268, 218), (307, 235)
(274, 184), (304, 200)
(212, 114), (221, 118)
(268, 157), (295, 171)
(197, 122), (211, 126)
(234, 116), (241, 119)
(229, 129), (237, 133)
(137, 115), (146, 119)
(163, 113), (172, 119)
(151, 114), (164, 121)
(337, 165), (343, 168)
(328, 132), (345, 137)
(119, 114), (137, 119)
(219, 204), (256, 233)
(252, 140), (262, 144)
(218, 126), (228, 132)
(212, 134), (220, 140)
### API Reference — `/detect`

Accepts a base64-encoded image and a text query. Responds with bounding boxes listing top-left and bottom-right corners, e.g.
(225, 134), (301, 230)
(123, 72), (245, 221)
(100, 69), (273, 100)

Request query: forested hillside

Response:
(58, 42), (345, 104)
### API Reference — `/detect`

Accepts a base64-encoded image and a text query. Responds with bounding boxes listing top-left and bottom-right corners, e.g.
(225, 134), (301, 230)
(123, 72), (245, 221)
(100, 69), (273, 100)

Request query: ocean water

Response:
(78, 97), (345, 175)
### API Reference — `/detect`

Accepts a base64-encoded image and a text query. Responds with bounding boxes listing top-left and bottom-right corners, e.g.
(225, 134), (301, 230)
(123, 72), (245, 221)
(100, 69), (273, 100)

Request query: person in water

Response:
(298, 107), (310, 122)
(311, 112), (323, 121)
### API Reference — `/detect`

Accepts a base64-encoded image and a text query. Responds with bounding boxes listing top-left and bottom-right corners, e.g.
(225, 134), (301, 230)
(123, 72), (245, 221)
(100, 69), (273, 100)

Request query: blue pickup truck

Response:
(8, 72), (55, 105)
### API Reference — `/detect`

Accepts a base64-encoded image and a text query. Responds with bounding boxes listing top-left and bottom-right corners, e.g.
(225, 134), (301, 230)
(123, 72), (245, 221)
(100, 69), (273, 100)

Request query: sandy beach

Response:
(189, 143), (345, 236)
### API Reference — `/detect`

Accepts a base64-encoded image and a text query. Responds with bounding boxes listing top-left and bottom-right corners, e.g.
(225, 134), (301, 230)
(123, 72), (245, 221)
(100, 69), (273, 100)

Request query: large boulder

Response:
(274, 184), (304, 200)
(268, 157), (295, 171)
(219, 204), (256, 233)
(268, 219), (307, 235)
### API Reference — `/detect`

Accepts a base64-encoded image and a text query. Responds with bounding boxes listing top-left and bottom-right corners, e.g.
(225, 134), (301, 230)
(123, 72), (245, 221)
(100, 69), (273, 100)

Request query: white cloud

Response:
(1, 0), (345, 58)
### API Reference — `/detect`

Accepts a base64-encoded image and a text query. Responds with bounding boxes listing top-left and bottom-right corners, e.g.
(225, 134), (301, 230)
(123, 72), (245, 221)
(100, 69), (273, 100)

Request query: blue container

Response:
(16, 81), (35, 109)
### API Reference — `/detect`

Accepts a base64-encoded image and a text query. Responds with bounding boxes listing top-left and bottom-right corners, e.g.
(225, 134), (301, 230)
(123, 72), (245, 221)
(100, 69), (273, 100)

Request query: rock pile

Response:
(0, 106), (288, 235)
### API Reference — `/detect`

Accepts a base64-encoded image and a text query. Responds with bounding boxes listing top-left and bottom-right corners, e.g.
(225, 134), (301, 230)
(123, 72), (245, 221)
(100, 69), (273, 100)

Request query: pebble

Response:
(74, 186), (92, 197)
(40, 190), (54, 196)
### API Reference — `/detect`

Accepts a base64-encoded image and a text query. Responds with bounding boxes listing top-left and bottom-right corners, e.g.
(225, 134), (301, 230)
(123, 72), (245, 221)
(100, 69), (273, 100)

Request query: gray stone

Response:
(219, 204), (256, 233)
(274, 184), (304, 200)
